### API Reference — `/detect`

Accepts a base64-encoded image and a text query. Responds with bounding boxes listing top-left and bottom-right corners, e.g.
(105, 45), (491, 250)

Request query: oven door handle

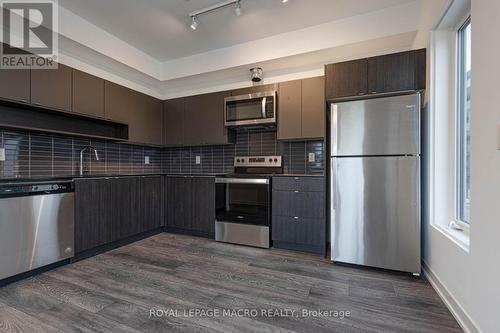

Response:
(261, 97), (267, 119)
(215, 178), (269, 185)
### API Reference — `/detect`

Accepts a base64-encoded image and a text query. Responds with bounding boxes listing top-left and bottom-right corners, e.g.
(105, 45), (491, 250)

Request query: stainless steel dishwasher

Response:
(0, 181), (75, 280)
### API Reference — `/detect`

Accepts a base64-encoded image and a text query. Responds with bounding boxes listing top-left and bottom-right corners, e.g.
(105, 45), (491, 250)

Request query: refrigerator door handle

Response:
(329, 158), (338, 262)
(331, 104), (338, 156)
(330, 159), (337, 210)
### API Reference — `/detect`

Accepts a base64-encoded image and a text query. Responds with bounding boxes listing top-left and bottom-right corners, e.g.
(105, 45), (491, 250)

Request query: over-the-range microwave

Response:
(224, 91), (276, 127)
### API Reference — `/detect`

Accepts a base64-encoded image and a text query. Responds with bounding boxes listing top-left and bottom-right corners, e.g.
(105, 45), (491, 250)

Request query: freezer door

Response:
(330, 156), (420, 273)
(331, 93), (420, 156)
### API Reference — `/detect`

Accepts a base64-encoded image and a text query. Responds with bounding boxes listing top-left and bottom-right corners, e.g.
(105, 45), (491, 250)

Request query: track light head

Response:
(190, 16), (198, 30)
(234, 1), (241, 16)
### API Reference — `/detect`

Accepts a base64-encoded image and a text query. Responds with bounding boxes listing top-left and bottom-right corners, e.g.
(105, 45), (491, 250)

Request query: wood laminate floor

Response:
(0, 233), (462, 333)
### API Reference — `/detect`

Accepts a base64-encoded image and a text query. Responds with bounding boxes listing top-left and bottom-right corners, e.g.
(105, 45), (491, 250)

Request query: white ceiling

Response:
(59, 0), (414, 62)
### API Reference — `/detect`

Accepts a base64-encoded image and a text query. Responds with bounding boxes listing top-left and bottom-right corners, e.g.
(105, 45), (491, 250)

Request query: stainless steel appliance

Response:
(215, 156), (282, 248)
(224, 91), (276, 127)
(0, 181), (75, 280)
(329, 93), (421, 274)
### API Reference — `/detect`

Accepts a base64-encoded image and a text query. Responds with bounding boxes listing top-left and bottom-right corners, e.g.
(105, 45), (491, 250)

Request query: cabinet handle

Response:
(293, 216), (299, 220)
(294, 177), (300, 180)
(371, 91), (377, 94)
(34, 102), (43, 106)
(358, 92), (365, 96)
(294, 190), (299, 193)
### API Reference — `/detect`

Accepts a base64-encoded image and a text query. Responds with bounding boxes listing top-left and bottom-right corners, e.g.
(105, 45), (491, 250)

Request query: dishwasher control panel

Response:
(0, 181), (74, 198)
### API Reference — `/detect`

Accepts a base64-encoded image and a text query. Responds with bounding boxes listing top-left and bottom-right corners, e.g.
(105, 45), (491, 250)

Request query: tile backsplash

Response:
(0, 127), (324, 179)
(0, 128), (162, 179)
(163, 128), (324, 175)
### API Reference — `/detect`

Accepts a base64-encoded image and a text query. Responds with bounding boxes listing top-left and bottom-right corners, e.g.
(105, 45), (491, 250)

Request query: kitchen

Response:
(0, 1), (498, 332)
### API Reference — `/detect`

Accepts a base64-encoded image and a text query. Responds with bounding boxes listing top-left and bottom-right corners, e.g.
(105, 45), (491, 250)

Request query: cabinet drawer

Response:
(272, 190), (324, 219)
(272, 177), (324, 192)
(272, 215), (324, 246)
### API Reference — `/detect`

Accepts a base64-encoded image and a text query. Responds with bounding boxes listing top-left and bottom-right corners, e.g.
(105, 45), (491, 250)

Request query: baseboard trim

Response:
(422, 260), (481, 333)
(72, 228), (164, 262)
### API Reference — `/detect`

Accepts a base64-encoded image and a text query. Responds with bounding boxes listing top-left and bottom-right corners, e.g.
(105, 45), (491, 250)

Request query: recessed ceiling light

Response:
(190, 16), (198, 30)
(282, 0), (289, 3)
(234, 1), (242, 16)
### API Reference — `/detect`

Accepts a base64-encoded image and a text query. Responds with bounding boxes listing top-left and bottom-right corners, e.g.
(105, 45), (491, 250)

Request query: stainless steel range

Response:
(215, 156), (282, 248)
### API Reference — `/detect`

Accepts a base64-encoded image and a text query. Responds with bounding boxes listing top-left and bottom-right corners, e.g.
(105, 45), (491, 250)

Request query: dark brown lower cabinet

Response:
(75, 178), (110, 252)
(166, 176), (215, 236)
(191, 177), (215, 234)
(272, 176), (325, 255)
(166, 177), (192, 230)
(75, 176), (161, 254)
(133, 176), (162, 234)
(273, 216), (325, 249)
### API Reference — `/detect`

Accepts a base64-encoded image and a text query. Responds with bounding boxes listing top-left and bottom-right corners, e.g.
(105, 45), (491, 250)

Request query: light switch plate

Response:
(144, 156), (150, 165)
(0, 148), (4, 161)
(195, 156), (201, 164)
(308, 153), (316, 163)
(497, 124), (500, 150)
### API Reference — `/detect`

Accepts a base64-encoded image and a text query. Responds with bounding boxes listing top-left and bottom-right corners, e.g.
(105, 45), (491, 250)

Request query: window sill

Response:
(431, 223), (470, 253)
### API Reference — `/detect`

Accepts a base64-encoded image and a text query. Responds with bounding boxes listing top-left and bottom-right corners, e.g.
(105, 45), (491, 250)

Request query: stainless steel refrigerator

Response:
(329, 93), (421, 274)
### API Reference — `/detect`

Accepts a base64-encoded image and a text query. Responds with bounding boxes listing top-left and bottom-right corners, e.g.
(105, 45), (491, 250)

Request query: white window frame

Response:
(455, 16), (471, 227)
(428, 0), (471, 252)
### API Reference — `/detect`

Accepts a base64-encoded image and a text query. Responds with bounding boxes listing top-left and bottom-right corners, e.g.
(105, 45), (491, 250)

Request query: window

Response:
(457, 18), (471, 224)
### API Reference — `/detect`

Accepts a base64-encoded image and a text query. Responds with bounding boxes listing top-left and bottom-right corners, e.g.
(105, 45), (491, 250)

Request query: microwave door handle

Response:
(261, 97), (267, 119)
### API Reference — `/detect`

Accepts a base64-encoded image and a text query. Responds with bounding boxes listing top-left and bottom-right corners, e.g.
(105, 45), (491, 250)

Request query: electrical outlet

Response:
(195, 156), (201, 164)
(308, 153), (316, 163)
(144, 156), (150, 165)
(0, 148), (4, 161)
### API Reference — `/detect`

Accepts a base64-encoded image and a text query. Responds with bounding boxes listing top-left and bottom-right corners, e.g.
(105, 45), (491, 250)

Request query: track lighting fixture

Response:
(190, 16), (198, 30)
(189, 0), (287, 30)
(234, 1), (242, 16)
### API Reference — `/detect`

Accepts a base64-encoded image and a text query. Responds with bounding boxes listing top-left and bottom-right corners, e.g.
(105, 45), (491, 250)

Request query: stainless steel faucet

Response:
(79, 146), (99, 176)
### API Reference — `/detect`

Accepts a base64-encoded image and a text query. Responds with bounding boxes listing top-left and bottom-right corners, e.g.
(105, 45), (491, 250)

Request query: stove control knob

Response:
(241, 158), (245, 163)
(274, 158), (278, 163)
(269, 158), (273, 163)
(236, 159), (240, 163)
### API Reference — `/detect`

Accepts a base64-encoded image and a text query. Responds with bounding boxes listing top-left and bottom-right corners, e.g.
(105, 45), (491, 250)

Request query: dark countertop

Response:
(0, 173), (324, 187)
(271, 174), (324, 178)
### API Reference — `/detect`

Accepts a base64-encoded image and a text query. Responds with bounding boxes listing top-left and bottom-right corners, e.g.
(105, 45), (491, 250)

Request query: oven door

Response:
(224, 91), (276, 127)
(215, 178), (270, 226)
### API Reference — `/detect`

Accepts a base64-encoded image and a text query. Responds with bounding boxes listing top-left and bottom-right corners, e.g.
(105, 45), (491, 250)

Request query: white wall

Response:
(423, 0), (500, 332)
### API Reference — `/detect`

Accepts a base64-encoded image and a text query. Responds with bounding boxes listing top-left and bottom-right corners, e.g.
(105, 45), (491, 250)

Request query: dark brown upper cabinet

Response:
(183, 94), (206, 146)
(414, 48), (427, 91)
(277, 77), (325, 140)
(129, 92), (163, 145)
(164, 91), (233, 146)
(163, 97), (185, 146)
(0, 43), (30, 104)
(0, 68), (30, 103)
(278, 80), (302, 140)
(326, 49), (426, 100)
(72, 69), (105, 118)
(367, 50), (424, 94)
(104, 81), (133, 123)
(31, 63), (72, 112)
(184, 91), (232, 146)
(231, 83), (278, 96)
(301, 76), (325, 139)
(325, 59), (367, 100)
